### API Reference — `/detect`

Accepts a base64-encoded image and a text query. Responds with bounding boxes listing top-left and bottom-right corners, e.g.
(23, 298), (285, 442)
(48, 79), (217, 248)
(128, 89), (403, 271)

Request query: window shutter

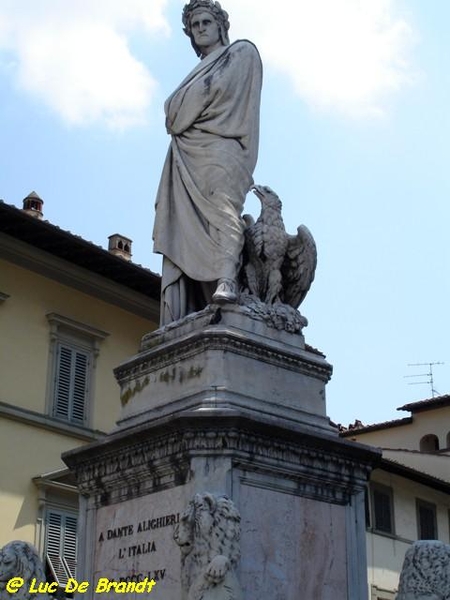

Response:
(46, 512), (66, 584)
(72, 351), (88, 423)
(54, 346), (72, 420)
(54, 343), (89, 424)
(46, 510), (78, 587)
(63, 515), (78, 577)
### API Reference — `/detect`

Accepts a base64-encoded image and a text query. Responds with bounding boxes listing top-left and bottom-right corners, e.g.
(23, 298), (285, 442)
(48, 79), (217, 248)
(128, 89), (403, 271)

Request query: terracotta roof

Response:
(397, 394), (450, 413)
(0, 200), (161, 301)
(339, 416), (412, 436)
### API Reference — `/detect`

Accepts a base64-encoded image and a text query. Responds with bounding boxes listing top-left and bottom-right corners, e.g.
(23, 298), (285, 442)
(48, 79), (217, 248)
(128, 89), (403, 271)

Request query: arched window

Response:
(420, 434), (439, 452)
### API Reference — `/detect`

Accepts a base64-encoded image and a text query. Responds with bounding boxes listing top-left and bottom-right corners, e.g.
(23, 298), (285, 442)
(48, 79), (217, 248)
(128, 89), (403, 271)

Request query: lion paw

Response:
(205, 555), (230, 583)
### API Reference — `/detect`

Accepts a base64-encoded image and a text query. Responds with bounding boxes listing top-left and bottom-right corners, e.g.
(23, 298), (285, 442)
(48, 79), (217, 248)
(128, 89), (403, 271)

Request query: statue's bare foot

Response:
(212, 278), (237, 303)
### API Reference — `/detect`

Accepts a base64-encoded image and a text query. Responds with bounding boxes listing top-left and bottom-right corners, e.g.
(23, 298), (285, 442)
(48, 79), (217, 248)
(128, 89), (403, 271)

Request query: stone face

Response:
(396, 540), (450, 600)
(0, 541), (49, 600)
(174, 493), (243, 600)
(115, 306), (332, 434)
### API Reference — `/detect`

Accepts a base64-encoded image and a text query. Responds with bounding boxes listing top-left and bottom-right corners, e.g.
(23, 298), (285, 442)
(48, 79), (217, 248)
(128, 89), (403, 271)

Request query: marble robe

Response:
(153, 40), (262, 324)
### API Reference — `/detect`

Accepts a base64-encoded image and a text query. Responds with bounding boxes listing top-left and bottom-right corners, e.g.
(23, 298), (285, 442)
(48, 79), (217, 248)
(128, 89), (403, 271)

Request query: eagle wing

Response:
(243, 213), (264, 258)
(281, 224), (317, 308)
(242, 213), (264, 296)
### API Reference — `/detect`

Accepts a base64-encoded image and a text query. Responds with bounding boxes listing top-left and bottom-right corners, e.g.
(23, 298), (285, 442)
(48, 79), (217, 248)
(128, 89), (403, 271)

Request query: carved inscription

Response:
(95, 511), (180, 594)
(93, 489), (186, 599)
(98, 513), (180, 568)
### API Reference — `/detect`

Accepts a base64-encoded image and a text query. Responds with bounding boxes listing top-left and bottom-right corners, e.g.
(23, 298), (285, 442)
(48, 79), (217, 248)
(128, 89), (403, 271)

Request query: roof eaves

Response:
(0, 200), (161, 301)
(340, 416), (412, 437)
(380, 457), (450, 494)
(397, 394), (450, 413)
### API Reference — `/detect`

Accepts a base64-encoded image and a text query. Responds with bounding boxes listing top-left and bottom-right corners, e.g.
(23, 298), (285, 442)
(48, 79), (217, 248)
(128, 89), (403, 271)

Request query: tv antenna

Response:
(405, 362), (444, 398)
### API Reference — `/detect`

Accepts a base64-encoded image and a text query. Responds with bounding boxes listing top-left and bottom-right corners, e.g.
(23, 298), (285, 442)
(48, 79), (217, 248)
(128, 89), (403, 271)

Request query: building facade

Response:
(341, 397), (450, 599)
(0, 196), (160, 585)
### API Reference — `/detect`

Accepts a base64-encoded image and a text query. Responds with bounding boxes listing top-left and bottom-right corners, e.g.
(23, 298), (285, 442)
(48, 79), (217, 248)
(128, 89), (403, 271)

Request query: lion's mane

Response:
(174, 493), (242, 600)
(396, 540), (450, 600)
(0, 541), (49, 600)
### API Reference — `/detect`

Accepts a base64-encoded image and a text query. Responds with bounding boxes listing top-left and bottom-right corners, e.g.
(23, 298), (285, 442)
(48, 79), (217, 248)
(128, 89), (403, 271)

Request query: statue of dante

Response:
(153, 0), (262, 325)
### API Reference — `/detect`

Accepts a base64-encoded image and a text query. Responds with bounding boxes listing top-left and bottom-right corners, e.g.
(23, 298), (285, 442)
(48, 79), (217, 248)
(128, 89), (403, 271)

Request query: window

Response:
(416, 499), (437, 539)
(420, 434), (439, 452)
(45, 509), (78, 587)
(369, 483), (395, 535)
(53, 342), (90, 424)
(46, 313), (108, 427)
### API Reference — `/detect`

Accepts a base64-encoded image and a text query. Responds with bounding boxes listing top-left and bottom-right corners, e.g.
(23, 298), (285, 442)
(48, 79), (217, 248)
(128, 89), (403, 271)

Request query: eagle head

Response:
(252, 185), (282, 210)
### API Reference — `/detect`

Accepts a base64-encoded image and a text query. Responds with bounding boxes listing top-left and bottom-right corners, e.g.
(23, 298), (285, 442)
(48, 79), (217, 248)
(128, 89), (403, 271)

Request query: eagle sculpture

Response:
(241, 185), (317, 309)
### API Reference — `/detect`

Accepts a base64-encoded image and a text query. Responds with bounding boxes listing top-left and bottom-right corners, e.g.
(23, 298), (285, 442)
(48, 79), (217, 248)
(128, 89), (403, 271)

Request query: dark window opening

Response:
(416, 499), (437, 539)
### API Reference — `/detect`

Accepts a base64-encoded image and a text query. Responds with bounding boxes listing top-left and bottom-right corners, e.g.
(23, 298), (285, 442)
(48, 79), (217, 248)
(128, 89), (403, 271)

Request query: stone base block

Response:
(114, 305), (333, 434)
(63, 414), (379, 600)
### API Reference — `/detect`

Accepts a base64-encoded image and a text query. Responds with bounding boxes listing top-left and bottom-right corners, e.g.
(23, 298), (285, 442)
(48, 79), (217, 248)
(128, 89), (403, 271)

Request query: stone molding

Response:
(0, 400), (106, 441)
(63, 415), (378, 507)
(115, 309), (333, 430)
(116, 326), (332, 386)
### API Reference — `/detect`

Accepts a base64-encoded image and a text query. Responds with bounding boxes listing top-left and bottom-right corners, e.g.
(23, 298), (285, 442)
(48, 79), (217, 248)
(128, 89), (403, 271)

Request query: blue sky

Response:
(1, 0), (449, 428)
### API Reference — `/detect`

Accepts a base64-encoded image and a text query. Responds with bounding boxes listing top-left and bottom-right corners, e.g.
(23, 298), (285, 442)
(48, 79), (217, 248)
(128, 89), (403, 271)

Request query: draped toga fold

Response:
(153, 40), (262, 323)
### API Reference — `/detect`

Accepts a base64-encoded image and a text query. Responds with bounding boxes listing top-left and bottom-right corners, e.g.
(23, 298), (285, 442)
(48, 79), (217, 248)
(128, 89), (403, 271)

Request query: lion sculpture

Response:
(396, 540), (450, 599)
(0, 541), (49, 600)
(174, 492), (243, 600)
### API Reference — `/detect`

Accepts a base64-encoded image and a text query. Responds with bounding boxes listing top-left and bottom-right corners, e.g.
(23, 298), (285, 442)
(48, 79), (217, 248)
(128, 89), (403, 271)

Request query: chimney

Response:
(22, 191), (44, 219)
(108, 234), (133, 261)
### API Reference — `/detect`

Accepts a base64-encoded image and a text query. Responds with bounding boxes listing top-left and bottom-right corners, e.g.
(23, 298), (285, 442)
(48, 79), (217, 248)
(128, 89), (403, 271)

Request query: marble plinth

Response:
(63, 308), (380, 600)
(114, 304), (333, 434)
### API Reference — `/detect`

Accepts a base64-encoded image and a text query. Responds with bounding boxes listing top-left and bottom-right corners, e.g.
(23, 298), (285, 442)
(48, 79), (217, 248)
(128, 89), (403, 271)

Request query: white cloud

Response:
(0, 0), (416, 125)
(0, 0), (170, 129)
(225, 0), (416, 117)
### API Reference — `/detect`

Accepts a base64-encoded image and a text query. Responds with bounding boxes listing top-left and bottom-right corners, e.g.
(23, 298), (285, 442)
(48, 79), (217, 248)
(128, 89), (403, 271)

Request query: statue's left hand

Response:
(205, 555), (230, 583)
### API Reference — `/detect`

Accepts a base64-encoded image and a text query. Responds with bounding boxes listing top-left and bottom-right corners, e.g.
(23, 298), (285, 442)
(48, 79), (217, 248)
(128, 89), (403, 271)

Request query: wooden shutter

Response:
(63, 515), (78, 577)
(46, 510), (78, 586)
(54, 342), (90, 424)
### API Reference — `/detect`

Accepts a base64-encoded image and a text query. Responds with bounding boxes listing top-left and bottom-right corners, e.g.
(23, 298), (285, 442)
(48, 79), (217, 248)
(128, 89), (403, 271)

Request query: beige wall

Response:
(346, 405), (450, 452)
(0, 418), (85, 546)
(366, 469), (450, 595)
(0, 258), (156, 431)
(0, 253), (158, 546)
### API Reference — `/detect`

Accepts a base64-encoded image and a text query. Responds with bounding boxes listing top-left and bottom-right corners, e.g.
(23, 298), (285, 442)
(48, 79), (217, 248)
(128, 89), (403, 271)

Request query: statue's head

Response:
(182, 0), (230, 57)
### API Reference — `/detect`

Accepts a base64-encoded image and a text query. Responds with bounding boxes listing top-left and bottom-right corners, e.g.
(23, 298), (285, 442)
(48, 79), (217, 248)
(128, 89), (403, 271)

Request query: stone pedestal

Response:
(63, 305), (379, 600)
